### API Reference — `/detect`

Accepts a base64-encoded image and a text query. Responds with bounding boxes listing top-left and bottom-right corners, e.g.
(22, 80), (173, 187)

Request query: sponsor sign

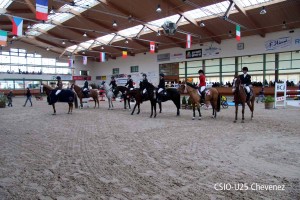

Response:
(157, 53), (170, 62)
(72, 76), (91, 80)
(186, 49), (202, 59)
(265, 36), (292, 51)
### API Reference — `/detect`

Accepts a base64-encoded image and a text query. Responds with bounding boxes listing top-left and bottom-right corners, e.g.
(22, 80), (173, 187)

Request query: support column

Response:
(202, 60), (206, 73)
(184, 61), (187, 82)
(263, 54), (266, 86)
(235, 56), (239, 77)
(275, 53), (279, 82)
(219, 58), (222, 84)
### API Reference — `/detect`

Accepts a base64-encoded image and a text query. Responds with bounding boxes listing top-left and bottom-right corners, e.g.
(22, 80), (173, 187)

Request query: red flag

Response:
(122, 51), (127, 58)
(186, 34), (191, 48)
(150, 41), (155, 53)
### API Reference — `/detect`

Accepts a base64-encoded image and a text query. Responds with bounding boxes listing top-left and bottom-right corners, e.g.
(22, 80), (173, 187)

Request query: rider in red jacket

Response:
(198, 70), (206, 101)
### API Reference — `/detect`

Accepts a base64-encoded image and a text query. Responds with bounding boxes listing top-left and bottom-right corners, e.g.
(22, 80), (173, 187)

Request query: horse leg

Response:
(80, 98), (83, 108)
(192, 104), (195, 120)
(234, 104), (238, 123)
(93, 98), (96, 109)
(154, 100), (157, 118)
(150, 101), (153, 118)
(137, 103), (140, 114)
(131, 103), (137, 115)
(159, 102), (162, 113)
(52, 104), (56, 115)
(241, 103), (245, 123)
(128, 98), (131, 110)
(197, 103), (201, 120)
(123, 96), (127, 109)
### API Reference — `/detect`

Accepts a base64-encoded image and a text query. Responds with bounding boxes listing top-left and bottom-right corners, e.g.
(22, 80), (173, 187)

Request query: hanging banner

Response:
(150, 41), (155, 53)
(265, 36), (292, 51)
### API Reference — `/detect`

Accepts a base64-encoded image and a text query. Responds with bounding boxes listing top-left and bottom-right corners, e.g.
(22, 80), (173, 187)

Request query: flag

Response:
(236, 25), (241, 41)
(122, 51), (127, 58)
(150, 41), (155, 53)
(83, 56), (87, 65)
(100, 52), (106, 62)
(36, 0), (48, 20)
(0, 30), (7, 46)
(12, 17), (23, 36)
(186, 34), (191, 48)
(68, 59), (73, 68)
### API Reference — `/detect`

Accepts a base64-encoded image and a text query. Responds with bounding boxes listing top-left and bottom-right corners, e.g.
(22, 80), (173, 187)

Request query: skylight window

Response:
(66, 45), (78, 53)
(118, 25), (144, 37)
(236, 0), (272, 7)
(0, 0), (12, 8)
(80, 40), (95, 49)
(96, 34), (116, 43)
(149, 14), (181, 27)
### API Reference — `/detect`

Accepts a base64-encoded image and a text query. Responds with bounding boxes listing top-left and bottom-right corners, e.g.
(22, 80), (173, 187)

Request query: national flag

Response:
(100, 52), (106, 62)
(68, 59), (73, 68)
(236, 25), (241, 41)
(0, 30), (7, 46)
(122, 51), (127, 58)
(12, 17), (23, 36)
(36, 0), (48, 20)
(186, 34), (191, 48)
(150, 41), (155, 53)
(83, 56), (87, 65)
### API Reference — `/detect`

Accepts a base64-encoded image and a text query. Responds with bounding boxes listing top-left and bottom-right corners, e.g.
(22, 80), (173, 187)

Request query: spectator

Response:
(7, 90), (13, 107)
(23, 88), (32, 107)
(256, 86), (265, 103)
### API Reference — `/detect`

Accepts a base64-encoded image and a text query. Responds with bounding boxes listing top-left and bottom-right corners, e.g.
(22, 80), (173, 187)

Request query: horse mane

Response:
(42, 83), (54, 91)
(186, 82), (198, 89)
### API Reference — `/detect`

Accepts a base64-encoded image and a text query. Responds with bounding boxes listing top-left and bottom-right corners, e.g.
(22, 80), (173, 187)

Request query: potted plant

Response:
(181, 96), (187, 109)
(264, 95), (274, 109)
(0, 92), (7, 108)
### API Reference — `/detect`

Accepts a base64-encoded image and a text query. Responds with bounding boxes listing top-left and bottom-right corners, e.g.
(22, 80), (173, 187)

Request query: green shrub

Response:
(182, 96), (187, 104)
(264, 95), (275, 103)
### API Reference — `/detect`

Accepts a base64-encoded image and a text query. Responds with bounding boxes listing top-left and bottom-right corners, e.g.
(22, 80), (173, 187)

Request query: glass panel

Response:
(206, 66), (219, 73)
(266, 62), (275, 71)
(0, 54), (10, 63)
(14, 80), (24, 89)
(0, 80), (14, 89)
(292, 59), (300, 69)
(222, 57), (235, 65)
(0, 65), (10, 72)
(206, 59), (219, 66)
(242, 55), (263, 63)
(266, 53), (275, 62)
(292, 51), (300, 59)
(279, 52), (291, 60)
(222, 64), (235, 72)
(279, 60), (291, 69)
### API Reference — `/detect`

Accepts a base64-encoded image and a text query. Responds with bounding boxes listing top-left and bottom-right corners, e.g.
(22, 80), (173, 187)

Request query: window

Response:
(130, 66), (139, 73)
(112, 68), (119, 75)
(80, 70), (89, 76)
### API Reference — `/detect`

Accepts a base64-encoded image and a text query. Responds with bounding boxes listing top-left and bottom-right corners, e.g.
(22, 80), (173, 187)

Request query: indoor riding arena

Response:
(1, 0), (300, 199)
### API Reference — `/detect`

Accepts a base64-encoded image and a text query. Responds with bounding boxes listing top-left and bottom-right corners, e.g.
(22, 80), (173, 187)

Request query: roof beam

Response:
(230, 0), (265, 37)
(20, 37), (64, 55)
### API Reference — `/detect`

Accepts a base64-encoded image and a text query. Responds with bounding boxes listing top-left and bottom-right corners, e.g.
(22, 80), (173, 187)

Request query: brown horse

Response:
(233, 77), (255, 123)
(178, 82), (221, 119)
(71, 84), (99, 108)
(42, 83), (78, 114)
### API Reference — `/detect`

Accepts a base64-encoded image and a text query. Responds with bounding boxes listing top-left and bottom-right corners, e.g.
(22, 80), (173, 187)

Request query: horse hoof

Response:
(233, 120), (236, 123)
(192, 117), (195, 120)
(198, 117), (201, 120)
(52, 113), (56, 115)
(241, 120), (245, 123)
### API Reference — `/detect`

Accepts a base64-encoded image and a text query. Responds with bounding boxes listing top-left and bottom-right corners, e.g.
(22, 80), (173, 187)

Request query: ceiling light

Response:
(49, 8), (55, 15)
(156, 4), (162, 13)
(62, 40), (66, 45)
(157, 30), (161, 36)
(70, 1), (75, 6)
(199, 21), (205, 27)
(12, 36), (16, 39)
(282, 21), (287, 29)
(82, 51), (85, 54)
(83, 32), (87, 37)
(260, 6), (266, 15)
(101, 46), (104, 50)
(27, 23), (32, 29)
(112, 20), (117, 27)
(125, 39), (129, 44)
(46, 47), (50, 51)
(228, 30), (232, 37)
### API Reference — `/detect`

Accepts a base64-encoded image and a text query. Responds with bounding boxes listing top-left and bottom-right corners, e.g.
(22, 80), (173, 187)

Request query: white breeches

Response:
(83, 88), (88, 91)
(200, 86), (206, 93)
(143, 89), (147, 94)
(244, 86), (250, 93)
(158, 88), (164, 93)
(55, 90), (61, 95)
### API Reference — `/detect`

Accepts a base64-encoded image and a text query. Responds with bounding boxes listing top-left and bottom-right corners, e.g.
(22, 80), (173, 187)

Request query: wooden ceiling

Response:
(1, 0), (300, 59)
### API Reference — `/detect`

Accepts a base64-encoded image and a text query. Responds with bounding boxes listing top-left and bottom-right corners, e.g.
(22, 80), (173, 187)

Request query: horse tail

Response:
(175, 91), (181, 109)
(216, 92), (221, 112)
(74, 92), (78, 109)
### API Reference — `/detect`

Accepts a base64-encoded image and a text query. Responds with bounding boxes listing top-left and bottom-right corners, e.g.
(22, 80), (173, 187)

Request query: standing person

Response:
(157, 73), (166, 103)
(198, 69), (206, 103)
(109, 76), (117, 91)
(256, 86), (265, 103)
(239, 66), (252, 101)
(23, 88), (32, 107)
(55, 76), (63, 95)
(125, 75), (134, 89)
(7, 90), (13, 107)
(82, 77), (89, 98)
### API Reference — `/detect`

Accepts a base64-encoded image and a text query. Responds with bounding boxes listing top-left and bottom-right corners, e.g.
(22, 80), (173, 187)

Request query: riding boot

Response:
(200, 91), (205, 104)
(246, 93), (250, 102)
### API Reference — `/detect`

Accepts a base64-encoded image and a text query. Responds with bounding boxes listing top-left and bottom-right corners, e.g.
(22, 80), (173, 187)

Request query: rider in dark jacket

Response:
(239, 66), (252, 101)
(125, 75), (134, 89)
(109, 76), (117, 91)
(157, 73), (166, 103)
(82, 77), (89, 98)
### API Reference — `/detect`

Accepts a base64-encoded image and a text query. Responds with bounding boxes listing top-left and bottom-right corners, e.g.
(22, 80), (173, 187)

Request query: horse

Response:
(113, 86), (131, 110)
(42, 83), (78, 114)
(101, 81), (114, 110)
(71, 84), (99, 109)
(157, 88), (181, 116)
(232, 77), (255, 123)
(178, 82), (221, 120)
(127, 82), (157, 118)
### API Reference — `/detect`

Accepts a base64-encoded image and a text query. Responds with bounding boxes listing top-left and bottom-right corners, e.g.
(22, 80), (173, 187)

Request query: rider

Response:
(198, 69), (206, 103)
(125, 75), (134, 89)
(82, 77), (89, 98)
(140, 73), (150, 97)
(239, 66), (252, 101)
(157, 73), (166, 103)
(55, 76), (63, 95)
(109, 76), (117, 92)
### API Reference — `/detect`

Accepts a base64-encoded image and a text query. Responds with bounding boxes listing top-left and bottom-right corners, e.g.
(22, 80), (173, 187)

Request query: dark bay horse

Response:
(178, 82), (220, 119)
(233, 77), (255, 123)
(157, 88), (181, 116)
(127, 83), (157, 118)
(42, 84), (78, 114)
(71, 84), (99, 108)
(113, 86), (131, 109)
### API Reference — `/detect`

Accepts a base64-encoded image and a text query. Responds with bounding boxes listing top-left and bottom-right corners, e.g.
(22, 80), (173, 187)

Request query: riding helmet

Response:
(242, 67), (248, 71)
(198, 70), (204, 74)
(84, 77), (87, 80)
(128, 75), (131, 78)
(111, 76), (115, 79)
(56, 76), (61, 80)
(142, 73), (147, 77)
(159, 73), (165, 77)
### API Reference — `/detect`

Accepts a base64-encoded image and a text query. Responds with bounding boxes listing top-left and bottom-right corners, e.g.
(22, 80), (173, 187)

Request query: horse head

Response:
(177, 84), (187, 94)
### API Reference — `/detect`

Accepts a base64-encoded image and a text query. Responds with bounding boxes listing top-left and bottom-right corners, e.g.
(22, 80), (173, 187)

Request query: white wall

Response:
(76, 28), (300, 85)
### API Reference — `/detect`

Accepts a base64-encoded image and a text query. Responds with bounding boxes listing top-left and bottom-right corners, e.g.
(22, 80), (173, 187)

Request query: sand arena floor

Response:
(0, 97), (299, 200)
